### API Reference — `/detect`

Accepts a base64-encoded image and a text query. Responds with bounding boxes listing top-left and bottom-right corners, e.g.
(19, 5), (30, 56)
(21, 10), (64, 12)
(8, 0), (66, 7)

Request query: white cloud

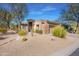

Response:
(29, 6), (56, 15)
(42, 6), (56, 11)
(29, 11), (43, 14)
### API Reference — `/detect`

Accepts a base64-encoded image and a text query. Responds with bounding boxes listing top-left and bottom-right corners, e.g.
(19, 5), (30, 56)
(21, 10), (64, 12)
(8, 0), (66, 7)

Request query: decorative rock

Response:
(22, 38), (27, 41)
(51, 38), (55, 41)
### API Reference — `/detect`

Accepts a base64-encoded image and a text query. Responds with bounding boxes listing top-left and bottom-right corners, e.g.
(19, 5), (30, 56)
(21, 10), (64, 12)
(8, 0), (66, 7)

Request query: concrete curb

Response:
(50, 41), (79, 56)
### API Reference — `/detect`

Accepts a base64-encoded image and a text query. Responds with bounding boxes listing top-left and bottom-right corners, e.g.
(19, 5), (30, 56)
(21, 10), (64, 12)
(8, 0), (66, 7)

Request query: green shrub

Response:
(35, 29), (39, 33)
(18, 29), (27, 36)
(0, 28), (7, 33)
(76, 31), (79, 34)
(32, 29), (36, 33)
(32, 29), (42, 34)
(38, 30), (42, 34)
(51, 26), (67, 38)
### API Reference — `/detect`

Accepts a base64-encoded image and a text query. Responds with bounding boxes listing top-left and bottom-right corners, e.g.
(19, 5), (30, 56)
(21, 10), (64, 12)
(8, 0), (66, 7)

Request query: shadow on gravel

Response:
(0, 32), (16, 36)
(0, 37), (8, 40)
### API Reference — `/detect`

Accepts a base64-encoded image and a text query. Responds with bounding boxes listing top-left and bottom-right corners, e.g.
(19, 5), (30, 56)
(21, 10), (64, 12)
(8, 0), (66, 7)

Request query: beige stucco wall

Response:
(33, 20), (49, 34)
(33, 20), (43, 30)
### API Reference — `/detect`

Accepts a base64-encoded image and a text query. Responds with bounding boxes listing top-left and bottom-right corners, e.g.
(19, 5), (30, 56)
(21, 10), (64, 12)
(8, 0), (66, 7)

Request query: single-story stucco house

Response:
(21, 19), (60, 34)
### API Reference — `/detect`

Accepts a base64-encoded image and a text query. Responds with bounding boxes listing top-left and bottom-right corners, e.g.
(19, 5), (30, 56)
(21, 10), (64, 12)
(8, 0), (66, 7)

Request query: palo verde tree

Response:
(10, 3), (27, 29)
(69, 4), (79, 32)
(0, 8), (14, 29)
(59, 4), (79, 33)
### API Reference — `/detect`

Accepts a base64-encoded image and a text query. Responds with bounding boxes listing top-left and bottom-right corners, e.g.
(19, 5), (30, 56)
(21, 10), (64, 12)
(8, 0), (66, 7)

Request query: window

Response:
(36, 24), (39, 29)
(36, 25), (39, 27)
(42, 22), (44, 24)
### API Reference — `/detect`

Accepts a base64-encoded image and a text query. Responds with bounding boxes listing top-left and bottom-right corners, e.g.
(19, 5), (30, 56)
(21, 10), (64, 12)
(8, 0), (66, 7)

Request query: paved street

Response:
(68, 34), (79, 56)
(70, 48), (79, 56)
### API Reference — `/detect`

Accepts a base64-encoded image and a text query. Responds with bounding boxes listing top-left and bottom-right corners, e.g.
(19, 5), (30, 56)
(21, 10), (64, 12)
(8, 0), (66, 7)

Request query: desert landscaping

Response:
(0, 30), (79, 56)
(0, 3), (79, 56)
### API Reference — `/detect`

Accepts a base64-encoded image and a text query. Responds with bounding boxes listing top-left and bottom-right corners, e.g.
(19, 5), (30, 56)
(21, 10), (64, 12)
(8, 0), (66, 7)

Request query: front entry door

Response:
(28, 22), (32, 32)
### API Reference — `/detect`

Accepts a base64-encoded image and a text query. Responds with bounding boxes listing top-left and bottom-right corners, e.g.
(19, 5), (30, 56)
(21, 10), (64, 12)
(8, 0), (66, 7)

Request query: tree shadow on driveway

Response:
(0, 37), (8, 40)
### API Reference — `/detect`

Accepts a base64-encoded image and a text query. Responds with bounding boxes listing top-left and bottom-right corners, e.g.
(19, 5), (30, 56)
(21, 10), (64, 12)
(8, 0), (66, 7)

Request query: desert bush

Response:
(32, 29), (35, 33)
(18, 29), (27, 36)
(76, 31), (79, 34)
(51, 26), (67, 38)
(32, 29), (42, 34)
(0, 28), (7, 33)
(37, 30), (42, 34)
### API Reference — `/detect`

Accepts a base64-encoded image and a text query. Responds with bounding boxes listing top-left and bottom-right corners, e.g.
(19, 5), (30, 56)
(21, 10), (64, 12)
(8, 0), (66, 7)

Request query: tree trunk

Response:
(19, 22), (21, 29)
(7, 21), (10, 29)
(16, 17), (21, 30)
(75, 22), (79, 33)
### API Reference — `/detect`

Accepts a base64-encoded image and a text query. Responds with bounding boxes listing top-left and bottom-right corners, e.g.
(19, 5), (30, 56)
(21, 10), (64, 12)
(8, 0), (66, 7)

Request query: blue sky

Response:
(0, 3), (69, 21)
(26, 3), (69, 21)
